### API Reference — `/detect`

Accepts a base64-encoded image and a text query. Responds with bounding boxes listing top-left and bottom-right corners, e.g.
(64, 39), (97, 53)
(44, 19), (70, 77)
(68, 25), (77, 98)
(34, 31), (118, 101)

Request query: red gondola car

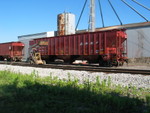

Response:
(30, 29), (127, 66)
(0, 42), (24, 61)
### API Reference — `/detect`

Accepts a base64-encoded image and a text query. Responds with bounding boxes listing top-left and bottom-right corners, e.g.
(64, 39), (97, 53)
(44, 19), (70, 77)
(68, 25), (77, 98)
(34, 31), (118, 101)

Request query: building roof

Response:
(18, 31), (56, 40)
(96, 22), (150, 31)
(76, 22), (150, 33)
(18, 32), (47, 39)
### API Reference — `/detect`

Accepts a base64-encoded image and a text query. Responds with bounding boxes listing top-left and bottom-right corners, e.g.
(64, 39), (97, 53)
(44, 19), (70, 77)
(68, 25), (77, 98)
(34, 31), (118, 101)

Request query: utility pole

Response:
(89, 0), (95, 32)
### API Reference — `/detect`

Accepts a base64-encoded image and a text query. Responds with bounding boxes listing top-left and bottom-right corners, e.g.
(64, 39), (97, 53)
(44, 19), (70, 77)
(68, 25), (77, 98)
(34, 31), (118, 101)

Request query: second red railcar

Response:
(0, 42), (24, 61)
(30, 29), (127, 66)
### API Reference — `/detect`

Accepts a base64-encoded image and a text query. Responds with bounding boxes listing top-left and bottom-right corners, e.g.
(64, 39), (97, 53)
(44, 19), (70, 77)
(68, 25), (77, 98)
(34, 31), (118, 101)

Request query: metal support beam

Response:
(89, 0), (95, 32)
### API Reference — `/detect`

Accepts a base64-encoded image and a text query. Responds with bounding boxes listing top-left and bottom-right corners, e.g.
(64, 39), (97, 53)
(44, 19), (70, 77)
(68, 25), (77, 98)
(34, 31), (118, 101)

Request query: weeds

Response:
(0, 70), (149, 113)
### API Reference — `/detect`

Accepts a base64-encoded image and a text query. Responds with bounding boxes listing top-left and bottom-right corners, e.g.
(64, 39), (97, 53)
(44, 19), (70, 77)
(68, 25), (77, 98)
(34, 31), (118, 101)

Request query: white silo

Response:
(57, 12), (75, 36)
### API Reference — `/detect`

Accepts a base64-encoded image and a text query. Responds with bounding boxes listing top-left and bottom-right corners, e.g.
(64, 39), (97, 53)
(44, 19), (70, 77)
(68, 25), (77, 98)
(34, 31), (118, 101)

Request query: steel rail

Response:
(0, 62), (150, 75)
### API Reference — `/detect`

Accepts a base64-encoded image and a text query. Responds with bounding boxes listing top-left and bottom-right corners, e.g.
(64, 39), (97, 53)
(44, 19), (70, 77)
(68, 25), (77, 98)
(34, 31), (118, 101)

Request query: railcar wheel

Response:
(0, 56), (4, 61)
(108, 61), (113, 67)
(99, 60), (104, 67)
(69, 59), (74, 64)
(113, 61), (119, 67)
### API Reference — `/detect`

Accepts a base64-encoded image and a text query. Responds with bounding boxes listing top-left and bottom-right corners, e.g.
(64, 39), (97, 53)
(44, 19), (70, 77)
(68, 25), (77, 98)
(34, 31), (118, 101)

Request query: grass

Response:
(0, 70), (149, 113)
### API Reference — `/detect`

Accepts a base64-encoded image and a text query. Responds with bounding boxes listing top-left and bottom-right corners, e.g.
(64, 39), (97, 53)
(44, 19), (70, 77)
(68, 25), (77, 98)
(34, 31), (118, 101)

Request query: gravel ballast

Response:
(0, 64), (150, 89)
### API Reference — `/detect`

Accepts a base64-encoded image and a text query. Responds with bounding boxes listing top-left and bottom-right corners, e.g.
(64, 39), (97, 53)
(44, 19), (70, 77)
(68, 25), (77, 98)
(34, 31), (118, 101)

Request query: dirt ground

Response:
(118, 62), (150, 70)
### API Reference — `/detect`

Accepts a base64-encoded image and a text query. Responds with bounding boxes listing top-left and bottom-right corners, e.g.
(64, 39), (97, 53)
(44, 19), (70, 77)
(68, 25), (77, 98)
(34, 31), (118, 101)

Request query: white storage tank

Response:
(57, 12), (75, 36)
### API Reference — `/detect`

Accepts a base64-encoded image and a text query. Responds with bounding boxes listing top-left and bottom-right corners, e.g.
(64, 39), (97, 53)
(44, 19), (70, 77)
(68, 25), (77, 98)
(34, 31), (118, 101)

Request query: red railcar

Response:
(0, 42), (24, 61)
(30, 29), (127, 66)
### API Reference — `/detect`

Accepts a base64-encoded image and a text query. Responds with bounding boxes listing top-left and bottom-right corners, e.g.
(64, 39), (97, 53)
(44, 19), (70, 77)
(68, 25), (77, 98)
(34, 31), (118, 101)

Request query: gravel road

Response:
(0, 64), (150, 89)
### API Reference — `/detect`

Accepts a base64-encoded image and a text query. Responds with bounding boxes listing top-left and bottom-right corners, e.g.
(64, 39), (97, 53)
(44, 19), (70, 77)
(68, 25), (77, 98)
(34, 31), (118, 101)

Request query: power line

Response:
(98, 0), (104, 27)
(131, 0), (150, 11)
(76, 0), (88, 31)
(121, 0), (149, 22)
(108, 0), (123, 25)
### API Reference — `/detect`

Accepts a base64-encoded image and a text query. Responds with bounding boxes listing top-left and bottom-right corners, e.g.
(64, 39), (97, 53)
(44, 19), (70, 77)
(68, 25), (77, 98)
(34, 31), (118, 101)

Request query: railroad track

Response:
(0, 62), (150, 75)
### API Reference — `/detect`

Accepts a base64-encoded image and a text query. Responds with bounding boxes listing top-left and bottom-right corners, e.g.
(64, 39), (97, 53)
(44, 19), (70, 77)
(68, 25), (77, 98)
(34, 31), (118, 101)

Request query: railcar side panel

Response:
(32, 30), (127, 56)
(30, 29), (127, 66)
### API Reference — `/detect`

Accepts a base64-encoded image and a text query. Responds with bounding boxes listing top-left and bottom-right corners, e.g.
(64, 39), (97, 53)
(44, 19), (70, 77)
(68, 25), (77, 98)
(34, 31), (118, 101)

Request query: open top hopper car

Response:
(29, 29), (127, 66)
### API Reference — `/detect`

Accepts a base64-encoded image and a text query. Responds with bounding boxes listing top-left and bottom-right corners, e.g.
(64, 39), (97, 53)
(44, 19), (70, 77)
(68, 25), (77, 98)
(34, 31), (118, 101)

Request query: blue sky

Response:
(0, 0), (149, 43)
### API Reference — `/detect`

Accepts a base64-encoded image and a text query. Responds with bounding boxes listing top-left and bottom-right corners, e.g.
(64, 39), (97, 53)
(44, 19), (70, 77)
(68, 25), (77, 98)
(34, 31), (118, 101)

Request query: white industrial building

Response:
(126, 25), (150, 58)
(18, 31), (56, 61)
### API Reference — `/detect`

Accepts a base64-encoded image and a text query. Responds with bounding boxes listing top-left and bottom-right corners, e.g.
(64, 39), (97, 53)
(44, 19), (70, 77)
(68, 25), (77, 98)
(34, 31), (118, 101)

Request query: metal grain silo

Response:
(57, 13), (75, 36)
